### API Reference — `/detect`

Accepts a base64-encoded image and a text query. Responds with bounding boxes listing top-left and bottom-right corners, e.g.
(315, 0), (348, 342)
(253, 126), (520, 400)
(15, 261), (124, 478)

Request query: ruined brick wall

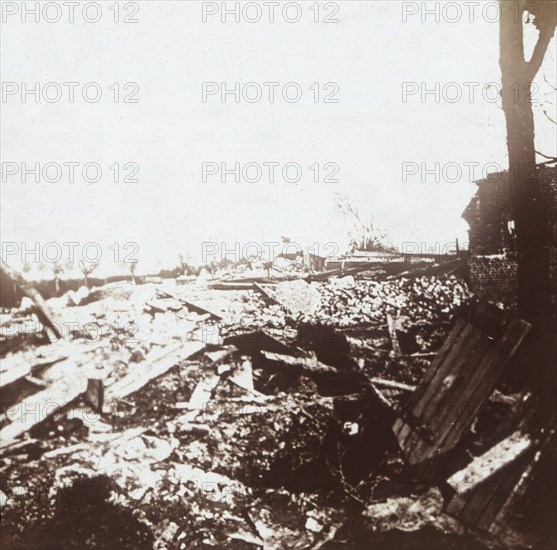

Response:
(463, 165), (557, 307)
(468, 255), (518, 305)
(469, 251), (557, 308)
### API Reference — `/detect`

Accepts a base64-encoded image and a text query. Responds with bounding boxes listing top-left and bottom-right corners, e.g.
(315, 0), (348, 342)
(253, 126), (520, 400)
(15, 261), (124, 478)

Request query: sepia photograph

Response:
(0, 1), (556, 548)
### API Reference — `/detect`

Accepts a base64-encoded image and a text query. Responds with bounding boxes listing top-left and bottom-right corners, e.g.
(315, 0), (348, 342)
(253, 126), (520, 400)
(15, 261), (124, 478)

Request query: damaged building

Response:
(462, 162), (557, 306)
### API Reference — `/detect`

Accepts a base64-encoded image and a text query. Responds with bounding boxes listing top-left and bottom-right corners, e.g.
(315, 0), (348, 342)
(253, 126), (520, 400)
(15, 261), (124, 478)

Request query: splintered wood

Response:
(0, 340), (205, 447)
(393, 301), (531, 465)
(445, 429), (556, 534)
(446, 431), (533, 494)
(104, 340), (205, 404)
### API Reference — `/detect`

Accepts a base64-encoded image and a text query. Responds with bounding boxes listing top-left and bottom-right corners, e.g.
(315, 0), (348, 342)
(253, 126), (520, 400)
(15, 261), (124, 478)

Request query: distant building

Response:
(307, 252), (327, 272)
(462, 163), (557, 306)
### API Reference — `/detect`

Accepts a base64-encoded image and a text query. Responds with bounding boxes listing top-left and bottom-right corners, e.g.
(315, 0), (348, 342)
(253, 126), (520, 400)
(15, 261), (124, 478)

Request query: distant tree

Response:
(178, 254), (190, 275)
(128, 261), (137, 284)
(52, 262), (64, 294)
(263, 261), (273, 277)
(209, 260), (218, 278)
(78, 260), (99, 288)
(334, 193), (395, 253)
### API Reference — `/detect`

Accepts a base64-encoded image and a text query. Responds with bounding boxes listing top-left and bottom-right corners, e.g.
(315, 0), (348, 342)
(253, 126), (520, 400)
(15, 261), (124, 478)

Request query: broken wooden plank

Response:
(370, 378), (415, 392)
(172, 371), (221, 424)
(1, 343), (104, 440)
(23, 375), (47, 389)
(183, 299), (223, 320)
(445, 431), (546, 534)
(0, 350), (68, 388)
(84, 378), (104, 412)
(304, 263), (377, 282)
(386, 314), (402, 357)
(393, 301), (531, 466)
(205, 346), (237, 366)
(226, 360), (267, 399)
(208, 282), (255, 291)
(105, 340), (205, 404)
(386, 259), (464, 281)
(253, 283), (278, 305)
(224, 330), (294, 356)
(157, 289), (223, 320)
(0, 339), (206, 447)
(0, 357), (91, 446)
(187, 373), (221, 410)
(224, 276), (288, 284)
(42, 442), (87, 459)
(0, 438), (41, 457)
(229, 358), (255, 393)
(0, 362), (31, 388)
(346, 336), (375, 351)
(172, 402), (190, 410)
(261, 351), (337, 373)
(447, 431), (533, 494)
(487, 427), (556, 534)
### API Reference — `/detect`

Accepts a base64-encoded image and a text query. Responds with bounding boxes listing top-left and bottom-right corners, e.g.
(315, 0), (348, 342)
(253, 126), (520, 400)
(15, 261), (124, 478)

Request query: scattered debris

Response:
(0, 264), (552, 549)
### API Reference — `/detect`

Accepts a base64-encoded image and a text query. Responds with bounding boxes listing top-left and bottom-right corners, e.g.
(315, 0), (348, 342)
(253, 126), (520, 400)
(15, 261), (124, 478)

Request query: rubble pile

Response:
(219, 276), (472, 345)
(0, 261), (553, 550)
(315, 275), (472, 326)
(263, 279), (322, 319)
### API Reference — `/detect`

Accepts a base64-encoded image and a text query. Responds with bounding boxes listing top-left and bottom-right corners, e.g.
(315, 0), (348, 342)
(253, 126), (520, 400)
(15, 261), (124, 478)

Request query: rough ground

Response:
(0, 274), (552, 549)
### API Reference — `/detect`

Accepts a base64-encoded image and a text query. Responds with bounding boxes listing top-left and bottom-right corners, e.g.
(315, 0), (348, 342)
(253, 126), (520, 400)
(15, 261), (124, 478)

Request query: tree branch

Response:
(540, 108), (557, 125)
(527, 27), (557, 79)
(543, 74), (557, 92)
(535, 150), (557, 162)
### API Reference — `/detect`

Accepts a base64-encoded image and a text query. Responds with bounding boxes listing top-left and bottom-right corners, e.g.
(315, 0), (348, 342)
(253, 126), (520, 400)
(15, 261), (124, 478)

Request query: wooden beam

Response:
(0, 260), (63, 339)
(261, 351), (337, 373)
(447, 431), (533, 494)
(0, 351), (68, 388)
(386, 314), (402, 357)
(370, 378), (415, 392)
(445, 429), (556, 534)
(0, 357), (91, 445)
(104, 340), (205, 404)
(0, 340), (205, 446)
(156, 289), (223, 321)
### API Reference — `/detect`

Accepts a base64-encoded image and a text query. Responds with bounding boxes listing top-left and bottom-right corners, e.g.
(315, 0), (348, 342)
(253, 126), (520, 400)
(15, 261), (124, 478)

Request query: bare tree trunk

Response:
(499, 0), (554, 325)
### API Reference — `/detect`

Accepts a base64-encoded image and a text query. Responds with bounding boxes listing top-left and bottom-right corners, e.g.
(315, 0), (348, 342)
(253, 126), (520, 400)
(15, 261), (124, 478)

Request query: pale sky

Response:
(1, 1), (556, 273)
